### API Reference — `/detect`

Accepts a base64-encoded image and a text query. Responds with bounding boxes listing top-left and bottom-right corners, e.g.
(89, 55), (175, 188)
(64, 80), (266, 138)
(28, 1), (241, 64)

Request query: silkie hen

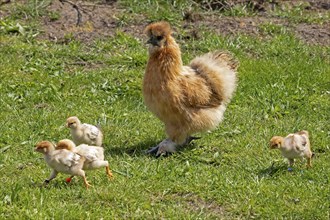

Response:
(143, 21), (238, 156)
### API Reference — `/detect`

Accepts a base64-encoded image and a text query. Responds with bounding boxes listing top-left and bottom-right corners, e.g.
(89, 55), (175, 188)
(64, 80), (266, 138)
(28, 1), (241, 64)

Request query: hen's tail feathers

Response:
(211, 50), (239, 71)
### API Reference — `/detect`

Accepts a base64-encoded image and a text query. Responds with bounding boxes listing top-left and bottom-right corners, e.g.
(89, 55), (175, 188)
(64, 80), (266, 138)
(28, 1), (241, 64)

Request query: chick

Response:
(270, 130), (313, 168)
(56, 139), (113, 181)
(143, 21), (238, 156)
(35, 141), (91, 188)
(66, 116), (103, 146)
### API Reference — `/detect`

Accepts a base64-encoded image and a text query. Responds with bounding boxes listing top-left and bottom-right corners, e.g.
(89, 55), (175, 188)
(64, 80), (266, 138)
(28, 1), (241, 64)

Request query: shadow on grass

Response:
(106, 138), (202, 158)
(258, 162), (288, 178)
(106, 139), (160, 157)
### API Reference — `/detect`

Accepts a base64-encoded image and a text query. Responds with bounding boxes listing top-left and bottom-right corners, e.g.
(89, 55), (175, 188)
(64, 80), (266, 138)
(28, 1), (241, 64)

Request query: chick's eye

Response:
(156, 36), (163, 40)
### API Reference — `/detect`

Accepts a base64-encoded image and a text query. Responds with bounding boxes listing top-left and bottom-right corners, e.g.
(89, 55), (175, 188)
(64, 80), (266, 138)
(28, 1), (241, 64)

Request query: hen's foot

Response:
(156, 139), (177, 157)
(183, 136), (201, 145)
(146, 139), (177, 157)
(147, 136), (200, 157)
(147, 139), (177, 157)
(146, 145), (160, 155)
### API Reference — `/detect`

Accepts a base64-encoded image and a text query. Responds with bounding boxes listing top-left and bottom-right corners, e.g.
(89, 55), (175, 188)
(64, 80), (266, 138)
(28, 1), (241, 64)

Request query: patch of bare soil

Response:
(40, 0), (145, 43)
(185, 0), (330, 45)
(168, 192), (225, 217)
(1, 0), (329, 46)
(182, 15), (329, 46)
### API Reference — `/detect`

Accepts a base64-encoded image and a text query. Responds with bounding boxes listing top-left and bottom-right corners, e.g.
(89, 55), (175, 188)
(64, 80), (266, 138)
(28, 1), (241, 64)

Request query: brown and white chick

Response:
(270, 130), (313, 168)
(35, 141), (91, 188)
(143, 21), (238, 156)
(56, 139), (113, 181)
(66, 116), (103, 147)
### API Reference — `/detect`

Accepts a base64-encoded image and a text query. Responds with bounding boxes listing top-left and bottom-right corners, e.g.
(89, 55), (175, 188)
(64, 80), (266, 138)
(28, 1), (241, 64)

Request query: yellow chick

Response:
(270, 130), (313, 168)
(66, 116), (103, 146)
(56, 139), (113, 180)
(35, 141), (91, 188)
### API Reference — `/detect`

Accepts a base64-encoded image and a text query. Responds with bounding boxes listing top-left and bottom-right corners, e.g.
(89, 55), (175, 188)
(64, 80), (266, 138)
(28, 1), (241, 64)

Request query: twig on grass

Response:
(59, 0), (83, 26)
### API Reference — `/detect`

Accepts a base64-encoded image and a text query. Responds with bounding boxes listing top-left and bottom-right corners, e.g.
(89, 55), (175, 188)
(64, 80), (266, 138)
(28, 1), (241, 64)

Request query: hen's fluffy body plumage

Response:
(270, 130), (313, 167)
(35, 141), (90, 188)
(143, 21), (238, 149)
(66, 116), (103, 147)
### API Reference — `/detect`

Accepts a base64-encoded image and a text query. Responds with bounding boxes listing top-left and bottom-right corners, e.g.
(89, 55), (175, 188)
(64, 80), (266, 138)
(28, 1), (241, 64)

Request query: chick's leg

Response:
(288, 159), (294, 167)
(306, 157), (312, 168)
(77, 170), (91, 189)
(44, 170), (58, 184)
(82, 176), (91, 189)
(90, 161), (113, 178)
(106, 166), (113, 178)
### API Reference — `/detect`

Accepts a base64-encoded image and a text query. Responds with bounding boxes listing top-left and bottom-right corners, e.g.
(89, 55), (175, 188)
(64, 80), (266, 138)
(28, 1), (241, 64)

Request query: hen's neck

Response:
(148, 37), (182, 80)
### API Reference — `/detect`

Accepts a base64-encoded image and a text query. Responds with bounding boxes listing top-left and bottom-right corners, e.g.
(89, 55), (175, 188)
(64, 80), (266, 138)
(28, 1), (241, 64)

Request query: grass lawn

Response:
(0, 0), (329, 219)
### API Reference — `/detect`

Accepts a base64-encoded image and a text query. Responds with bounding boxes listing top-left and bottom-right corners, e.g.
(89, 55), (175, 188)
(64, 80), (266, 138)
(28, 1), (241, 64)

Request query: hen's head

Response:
(35, 141), (55, 153)
(269, 136), (283, 149)
(56, 139), (76, 151)
(144, 21), (172, 48)
(66, 116), (80, 129)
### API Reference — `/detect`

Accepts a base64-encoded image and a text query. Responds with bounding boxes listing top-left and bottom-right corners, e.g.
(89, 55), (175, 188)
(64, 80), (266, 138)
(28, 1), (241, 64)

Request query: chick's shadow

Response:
(258, 162), (288, 178)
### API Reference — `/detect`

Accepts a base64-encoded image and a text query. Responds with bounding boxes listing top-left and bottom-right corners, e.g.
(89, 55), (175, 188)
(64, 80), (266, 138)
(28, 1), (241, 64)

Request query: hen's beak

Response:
(147, 36), (159, 46)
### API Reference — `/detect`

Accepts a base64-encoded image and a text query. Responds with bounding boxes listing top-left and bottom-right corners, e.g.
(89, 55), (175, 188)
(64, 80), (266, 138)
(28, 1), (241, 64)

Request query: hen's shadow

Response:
(105, 139), (160, 157)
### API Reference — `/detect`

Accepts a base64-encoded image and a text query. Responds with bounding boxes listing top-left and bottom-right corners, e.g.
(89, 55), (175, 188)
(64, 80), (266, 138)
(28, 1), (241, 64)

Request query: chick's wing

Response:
(53, 150), (82, 167)
(83, 124), (100, 140)
(76, 145), (104, 161)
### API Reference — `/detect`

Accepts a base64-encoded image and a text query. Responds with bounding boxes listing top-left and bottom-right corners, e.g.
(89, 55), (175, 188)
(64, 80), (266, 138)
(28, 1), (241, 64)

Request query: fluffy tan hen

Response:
(66, 116), (103, 147)
(56, 139), (113, 181)
(270, 130), (313, 168)
(35, 141), (91, 188)
(143, 21), (238, 156)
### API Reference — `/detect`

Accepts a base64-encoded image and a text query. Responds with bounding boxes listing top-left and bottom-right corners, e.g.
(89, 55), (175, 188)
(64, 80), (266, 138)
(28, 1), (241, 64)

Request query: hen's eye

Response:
(156, 36), (163, 40)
